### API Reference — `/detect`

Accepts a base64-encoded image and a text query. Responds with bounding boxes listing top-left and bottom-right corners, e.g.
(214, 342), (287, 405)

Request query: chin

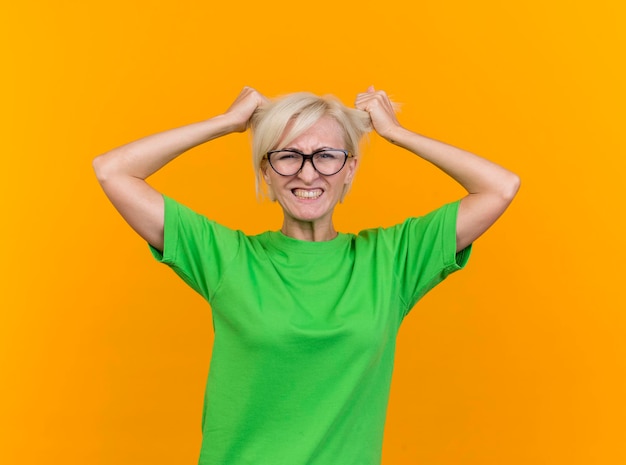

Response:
(283, 203), (335, 224)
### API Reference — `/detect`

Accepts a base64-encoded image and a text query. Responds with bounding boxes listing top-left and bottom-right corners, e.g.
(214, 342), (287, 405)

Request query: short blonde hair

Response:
(249, 92), (372, 199)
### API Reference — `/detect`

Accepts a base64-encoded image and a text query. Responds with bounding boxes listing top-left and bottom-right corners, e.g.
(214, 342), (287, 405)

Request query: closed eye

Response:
(278, 153), (299, 160)
(313, 149), (345, 160)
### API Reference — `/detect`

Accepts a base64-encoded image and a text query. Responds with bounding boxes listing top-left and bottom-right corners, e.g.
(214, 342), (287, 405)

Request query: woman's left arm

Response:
(356, 88), (521, 252)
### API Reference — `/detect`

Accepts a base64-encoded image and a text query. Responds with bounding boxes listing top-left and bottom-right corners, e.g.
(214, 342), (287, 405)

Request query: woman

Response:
(93, 86), (519, 465)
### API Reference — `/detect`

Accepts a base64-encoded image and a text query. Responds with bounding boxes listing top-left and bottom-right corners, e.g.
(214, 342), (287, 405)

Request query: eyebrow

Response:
(282, 146), (336, 151)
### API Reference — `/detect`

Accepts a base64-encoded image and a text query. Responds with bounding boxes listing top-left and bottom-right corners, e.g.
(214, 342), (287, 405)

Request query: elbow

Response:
(92, 151), (121, 184)
(92, 154), (109, 184)
(469, 171), (521, 207)
(501, 172), (521, 203)
(92, 154), (103, 177)
(481, 172), (520, 206)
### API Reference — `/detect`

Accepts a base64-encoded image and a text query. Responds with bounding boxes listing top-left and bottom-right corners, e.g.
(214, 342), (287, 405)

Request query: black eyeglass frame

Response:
(265, 148), (353, 176)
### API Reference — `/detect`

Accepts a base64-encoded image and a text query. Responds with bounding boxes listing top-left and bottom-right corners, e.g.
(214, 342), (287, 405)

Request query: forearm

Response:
(355, 87), (520, 249)
(93, 114), (237, 181)
(386, 126), (520, 199)
(91, 87), (266, 251)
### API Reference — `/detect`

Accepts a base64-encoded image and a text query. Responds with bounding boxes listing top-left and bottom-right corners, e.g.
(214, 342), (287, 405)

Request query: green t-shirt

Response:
(150, 195), (471, 465)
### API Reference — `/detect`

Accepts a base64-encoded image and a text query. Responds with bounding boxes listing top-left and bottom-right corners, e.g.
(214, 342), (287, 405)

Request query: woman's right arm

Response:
(92, 87), (267, 251)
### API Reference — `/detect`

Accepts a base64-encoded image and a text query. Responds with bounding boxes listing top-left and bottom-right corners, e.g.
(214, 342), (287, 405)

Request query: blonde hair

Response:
(249, 92), (372, 200)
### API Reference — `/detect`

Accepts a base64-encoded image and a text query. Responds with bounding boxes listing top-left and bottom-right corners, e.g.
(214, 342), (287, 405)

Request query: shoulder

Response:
(161, 194), (253, 251)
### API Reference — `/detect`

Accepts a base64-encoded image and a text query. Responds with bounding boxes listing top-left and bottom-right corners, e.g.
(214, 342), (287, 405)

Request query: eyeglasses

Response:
(266, 149), (352, 176)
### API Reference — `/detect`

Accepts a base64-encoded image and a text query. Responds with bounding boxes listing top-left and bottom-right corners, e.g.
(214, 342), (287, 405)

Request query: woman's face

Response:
(263, 116), (356, 232)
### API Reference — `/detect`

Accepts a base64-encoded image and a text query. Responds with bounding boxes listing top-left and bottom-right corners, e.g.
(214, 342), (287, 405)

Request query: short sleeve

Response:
(148, 195), (242, 302)
(387, 200), (471, 316)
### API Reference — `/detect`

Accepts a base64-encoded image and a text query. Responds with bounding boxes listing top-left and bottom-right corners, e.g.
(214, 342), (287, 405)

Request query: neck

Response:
(280, 218), (338, 242)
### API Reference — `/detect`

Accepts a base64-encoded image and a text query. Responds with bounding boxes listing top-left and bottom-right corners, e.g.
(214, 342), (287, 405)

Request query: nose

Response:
(297, 157), (319, 182)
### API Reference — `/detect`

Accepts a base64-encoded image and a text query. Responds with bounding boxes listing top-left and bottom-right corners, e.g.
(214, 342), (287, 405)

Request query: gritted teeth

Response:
(292, 188), (323, 199)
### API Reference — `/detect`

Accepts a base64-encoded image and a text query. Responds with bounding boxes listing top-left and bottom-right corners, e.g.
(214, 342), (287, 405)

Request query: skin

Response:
(92, 87), (268, 251)
(355, 86), (520, 252)
(93, 86), (520, 253)
(263, 116), (357, 241)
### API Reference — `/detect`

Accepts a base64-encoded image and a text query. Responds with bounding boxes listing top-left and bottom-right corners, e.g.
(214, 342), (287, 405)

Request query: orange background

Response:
(2, 1), (625, 464)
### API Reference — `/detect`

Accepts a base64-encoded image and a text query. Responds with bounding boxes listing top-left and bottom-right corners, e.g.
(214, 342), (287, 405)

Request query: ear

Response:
(344, 156), (358, 184)
(261, 163), (277, 201)
(262, 162), (272, 186)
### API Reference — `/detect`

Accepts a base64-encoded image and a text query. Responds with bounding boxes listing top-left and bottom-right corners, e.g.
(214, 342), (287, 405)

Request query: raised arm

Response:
(93, 87), (267, 251)
(355, 87), (520, 252)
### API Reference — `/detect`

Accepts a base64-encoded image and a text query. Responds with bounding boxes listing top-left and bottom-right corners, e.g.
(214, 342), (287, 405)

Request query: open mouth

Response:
(292, 188), (323, 200)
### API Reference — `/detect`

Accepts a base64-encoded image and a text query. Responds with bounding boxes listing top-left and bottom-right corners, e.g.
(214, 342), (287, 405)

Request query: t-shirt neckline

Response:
(267, 230), (352, 254)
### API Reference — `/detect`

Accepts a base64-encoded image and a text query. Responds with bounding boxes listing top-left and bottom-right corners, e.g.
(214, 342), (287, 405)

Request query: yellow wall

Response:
(2, 1), (624, 463)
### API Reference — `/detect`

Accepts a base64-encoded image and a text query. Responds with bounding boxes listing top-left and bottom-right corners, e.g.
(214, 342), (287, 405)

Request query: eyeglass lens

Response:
(268, 150), (348, 176)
